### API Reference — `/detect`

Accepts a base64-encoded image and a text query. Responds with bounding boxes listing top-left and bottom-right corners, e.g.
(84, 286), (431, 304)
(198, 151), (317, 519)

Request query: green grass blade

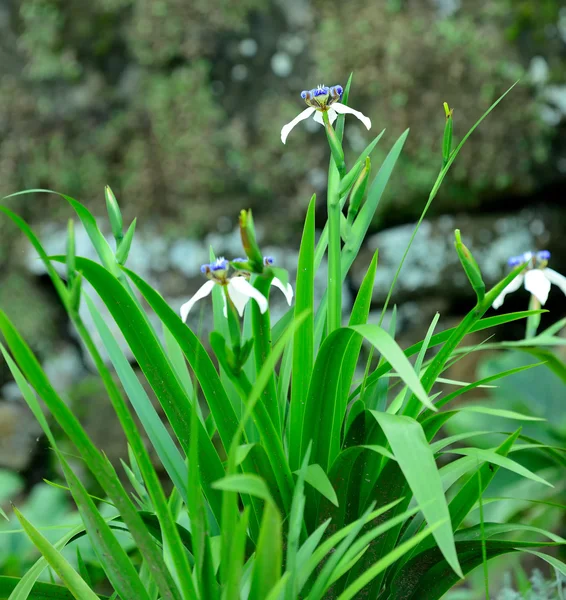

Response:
(85, 295), (189, 502)
(313, 129), (410, 346)
(423, 362), (544, 414)
(221, 508), (249, 600)
(187, 391), (217, 599)
(163, 325), (195, 397)
(337, 523), (443, 600)
(1, 576), (109, 600)
(285, 448), (311, 600)
(58, 458), (152, 600)
(11, 508), (100, 600)
(302, 464), (338, 507)
(62, 257), (224, 520)
(249, 502), (282, 600)
(370, 412), (463, 577)
(3, 189), (116, 272)
(0, 312), (182, 600)
(522, 550), (566, 577)
(123, 266), (239, 457)
(213, 475), (273, 503)
(378, 83), (518, 322)
(350, 310), (543, 402)
(444, 447), (552, 487)
(298, 499), (403, 593)
(290, 195), (316, 470)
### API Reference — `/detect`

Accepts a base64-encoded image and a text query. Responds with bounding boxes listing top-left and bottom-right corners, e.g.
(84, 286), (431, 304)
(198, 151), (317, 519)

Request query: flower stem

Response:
(251, 275), (281, 434)
(327, 161), (342, 335)
(525, 295), (541, 339)
(323, 111), (344, 335)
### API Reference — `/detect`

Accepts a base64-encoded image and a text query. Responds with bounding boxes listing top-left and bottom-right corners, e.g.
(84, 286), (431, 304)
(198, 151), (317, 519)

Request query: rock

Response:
(351, 205), (566, 305)
(0, 401), (42, 471)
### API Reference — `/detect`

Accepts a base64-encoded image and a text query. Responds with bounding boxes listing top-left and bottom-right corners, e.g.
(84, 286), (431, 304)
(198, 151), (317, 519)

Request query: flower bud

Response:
(442, 102), (454, 168)
(322, 111), (346, 176)
(105, 185), (123, 243)
(116, 218), (136, 266)
(454, 229), (485, 302)
(239, 209), (264, 270)
(347, 157), (370, 223)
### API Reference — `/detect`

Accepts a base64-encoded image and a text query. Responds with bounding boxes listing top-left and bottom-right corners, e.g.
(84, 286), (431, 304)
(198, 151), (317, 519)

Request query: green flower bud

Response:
(239, 209), (263, 270)
(116, 218), (136, 266)
(347, 156), (370, 223)
(322, 111), (346, 177)
(105, 185), (123, 243)
(454, 229), (485, 302)
(442, 102), (454, 168)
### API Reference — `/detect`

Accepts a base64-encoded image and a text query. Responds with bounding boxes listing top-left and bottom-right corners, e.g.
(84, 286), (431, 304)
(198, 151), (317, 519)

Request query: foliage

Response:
(0, 81), (565, 599)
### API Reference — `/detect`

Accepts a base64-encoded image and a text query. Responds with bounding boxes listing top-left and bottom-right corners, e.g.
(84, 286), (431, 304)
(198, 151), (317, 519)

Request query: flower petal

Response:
(180, 280), (215, 322)
(281, 107), (316, 144)
(228, 277), (268, 316)
(543, 268), (566, 297)
(313, 108), (338, 126)
(271, 277), (294, 305)
(331, 103), (371, 130)
(492, 274), (524, 309)
(524, 269), (551, 305)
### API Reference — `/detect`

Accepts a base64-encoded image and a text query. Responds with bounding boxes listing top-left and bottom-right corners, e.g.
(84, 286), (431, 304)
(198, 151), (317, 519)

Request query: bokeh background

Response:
(0, 0), (565, 593)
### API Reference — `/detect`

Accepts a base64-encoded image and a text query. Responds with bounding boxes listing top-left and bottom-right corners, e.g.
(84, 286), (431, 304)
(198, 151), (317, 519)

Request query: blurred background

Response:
(0, 0), (565, 594)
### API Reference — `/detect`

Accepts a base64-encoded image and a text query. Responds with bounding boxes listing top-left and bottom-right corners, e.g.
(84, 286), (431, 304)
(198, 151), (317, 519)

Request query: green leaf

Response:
(459, 405), (546, 421)
(249, 502), (282, 600)
(455, 522), (566, 544)
(428, 361), (544, 413)
(115, 218), (136, 265)
(212, 474), (274, 504)
(351, 325), (434, 410)
(122, 266), (239, 460)
(85, 295), (189, 503)
(0, 576), (110, 600)
(105, 185), (123, 242)
(336, 523), (444, 600)
(221, 508), (249, 600)
(289, 194), (315, 470)
(58, 458), (152, 600)
(443, 447), (552, 487)
(297, 499), (403, 593)
(350, 310), (544, 403)
(301, 464), (339, 507)
(187, 388), (216, 599)
(0, 313), (182, 600)
(313, 129), (409, 346)
(388, 538), (557, 599)
(522, 550), (566, 577)
(62, 257), (224, 520)
(300, 323), (434, 474)
(4, 189), (117, 272)
(285, 447), (311, 600)
(11, 508), (100, 600)
(370, 412), (463, 578)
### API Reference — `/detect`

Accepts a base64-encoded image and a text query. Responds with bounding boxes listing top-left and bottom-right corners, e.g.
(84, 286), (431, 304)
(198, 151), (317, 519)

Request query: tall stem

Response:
(324, 111), (343, 335)
(525, 294), (541, 339)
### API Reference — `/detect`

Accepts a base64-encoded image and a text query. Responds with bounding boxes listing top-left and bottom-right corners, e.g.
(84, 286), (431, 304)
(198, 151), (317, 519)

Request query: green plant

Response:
(0, 78), (564, 599)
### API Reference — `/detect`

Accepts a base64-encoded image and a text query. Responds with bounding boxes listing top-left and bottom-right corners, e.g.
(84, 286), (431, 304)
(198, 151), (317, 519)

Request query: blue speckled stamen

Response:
(263, 256), (274, 266)
(537, 250), (551, 261)
(210, 257), (228, 271)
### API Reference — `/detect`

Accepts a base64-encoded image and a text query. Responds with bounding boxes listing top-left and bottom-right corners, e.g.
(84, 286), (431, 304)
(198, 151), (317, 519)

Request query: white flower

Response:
(180, 276), (268, 321)
(493, 250), (566, 309)
(281, 84), (371, 144)
(179, 256), (294, 321)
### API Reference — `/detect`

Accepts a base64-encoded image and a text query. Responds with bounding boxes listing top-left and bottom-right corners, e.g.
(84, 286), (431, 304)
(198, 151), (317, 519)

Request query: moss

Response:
(311, 0), (556, 222)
